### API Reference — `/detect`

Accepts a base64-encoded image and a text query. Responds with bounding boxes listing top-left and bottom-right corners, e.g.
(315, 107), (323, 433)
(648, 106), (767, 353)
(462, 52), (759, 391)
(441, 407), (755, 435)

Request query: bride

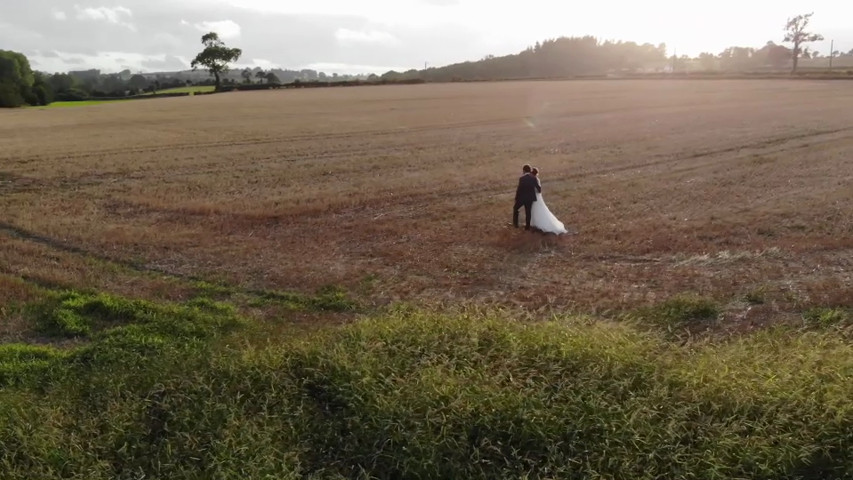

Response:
(530, 168), (569, 235)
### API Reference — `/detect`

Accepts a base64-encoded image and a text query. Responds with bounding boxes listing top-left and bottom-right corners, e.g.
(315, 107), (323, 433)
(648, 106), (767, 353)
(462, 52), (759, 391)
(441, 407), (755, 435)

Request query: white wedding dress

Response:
(530, 192), (568, 234)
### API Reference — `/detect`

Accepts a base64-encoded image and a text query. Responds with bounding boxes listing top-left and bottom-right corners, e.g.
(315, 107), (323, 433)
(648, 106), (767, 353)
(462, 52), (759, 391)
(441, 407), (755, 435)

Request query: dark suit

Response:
(513, 173), (541, 229)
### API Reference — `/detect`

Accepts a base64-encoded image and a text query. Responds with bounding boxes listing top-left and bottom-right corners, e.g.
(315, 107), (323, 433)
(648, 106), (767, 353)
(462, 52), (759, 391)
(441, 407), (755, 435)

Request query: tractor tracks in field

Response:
(0, 220), (180, 281)
(0, 221), (242, 297)
(275, 125), (853, 225)
(6, 120), (847, 196)
(2, 124), (850, 264)
(2, 117), (521, 165)
(0, 219), (358, 307)
(3, 139), (474, 194)
(345, 126), (853, 224)
(6, 124), (849, 223)
(571, 126), (853, 181)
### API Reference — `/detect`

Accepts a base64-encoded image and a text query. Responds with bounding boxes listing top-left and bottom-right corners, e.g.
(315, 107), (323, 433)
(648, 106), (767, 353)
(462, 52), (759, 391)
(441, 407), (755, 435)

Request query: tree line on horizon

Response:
(0, 13), (845, 108)
(0, 56), (363, 108)
(387, 14), (841, 82)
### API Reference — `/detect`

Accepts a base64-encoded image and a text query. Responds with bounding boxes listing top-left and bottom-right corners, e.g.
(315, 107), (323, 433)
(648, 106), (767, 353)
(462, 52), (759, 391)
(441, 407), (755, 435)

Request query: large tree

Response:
(190, 32), (242, 91)
(265, 72), (281, 84)
(129, 74), (149, 91)
(783, 13), (823, 73)
(0, 50), (35, 107)
(31, 72), (53, 106)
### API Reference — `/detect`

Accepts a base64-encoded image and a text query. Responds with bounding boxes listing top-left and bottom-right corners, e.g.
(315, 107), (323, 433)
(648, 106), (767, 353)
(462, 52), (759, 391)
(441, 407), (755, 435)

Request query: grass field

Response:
(29, 86), (216, 109)
(36, 99), (131, 108)
(0, 80), (851, 477)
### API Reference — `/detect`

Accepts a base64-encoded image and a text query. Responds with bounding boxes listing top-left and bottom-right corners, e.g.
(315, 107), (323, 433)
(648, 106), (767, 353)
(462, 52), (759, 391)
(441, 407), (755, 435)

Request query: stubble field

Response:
(1, 79), (851, 338)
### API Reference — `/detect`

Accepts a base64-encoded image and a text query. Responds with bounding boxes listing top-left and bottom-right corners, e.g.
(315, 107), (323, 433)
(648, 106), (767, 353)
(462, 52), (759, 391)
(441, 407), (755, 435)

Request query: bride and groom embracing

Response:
(512, 164), (569, 235)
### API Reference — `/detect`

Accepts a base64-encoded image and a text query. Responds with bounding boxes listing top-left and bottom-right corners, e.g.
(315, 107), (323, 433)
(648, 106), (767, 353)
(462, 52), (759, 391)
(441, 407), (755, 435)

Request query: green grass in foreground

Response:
(0, 293), (851, 479)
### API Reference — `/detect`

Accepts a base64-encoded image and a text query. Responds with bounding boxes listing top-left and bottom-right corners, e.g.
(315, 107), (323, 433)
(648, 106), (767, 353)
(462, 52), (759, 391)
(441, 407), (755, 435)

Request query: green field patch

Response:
(29, 290), (242, 339)
(803, 307), (851, 329)
(190, 280), (360, 313)
(139, 85), (216, 96)
(1, 291), (243, 389)
(0, 344), (67, 387)
(38, 100), (130, 108)
(628, 293), (720, 331)
(250, 284), (360, 312)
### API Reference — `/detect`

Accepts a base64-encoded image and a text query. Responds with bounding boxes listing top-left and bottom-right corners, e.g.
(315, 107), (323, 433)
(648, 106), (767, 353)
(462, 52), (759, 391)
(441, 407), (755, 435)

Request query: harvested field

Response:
(1, 79), (851, 334)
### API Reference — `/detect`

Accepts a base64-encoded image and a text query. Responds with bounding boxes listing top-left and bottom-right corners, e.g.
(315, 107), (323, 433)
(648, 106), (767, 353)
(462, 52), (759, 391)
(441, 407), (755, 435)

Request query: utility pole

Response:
(829, 40), (834, 71)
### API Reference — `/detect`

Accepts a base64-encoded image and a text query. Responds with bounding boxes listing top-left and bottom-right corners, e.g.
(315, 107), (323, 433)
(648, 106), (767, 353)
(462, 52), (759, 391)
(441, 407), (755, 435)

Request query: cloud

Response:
(141, 54), (190, 71)
(36, 50), (61, 58)
(53, 10), (67, 21)
(75, 5), (136, 31)
(0, 21), (44, 49)
(28, 50), (183, 74)
(191, 20), (241, 39)
(228, 0), (463, 27)
(334, 28), (398, 45)
(251, 58), (279, 69)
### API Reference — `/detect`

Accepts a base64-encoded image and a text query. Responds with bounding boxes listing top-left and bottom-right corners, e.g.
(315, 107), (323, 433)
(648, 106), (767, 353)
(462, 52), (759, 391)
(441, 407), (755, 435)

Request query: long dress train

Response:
(530, 192), (568, 234)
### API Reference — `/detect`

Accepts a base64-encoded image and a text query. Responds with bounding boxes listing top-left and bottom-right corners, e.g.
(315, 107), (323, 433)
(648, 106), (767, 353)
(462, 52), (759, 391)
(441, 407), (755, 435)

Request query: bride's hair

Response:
(531, 167), (539, 175)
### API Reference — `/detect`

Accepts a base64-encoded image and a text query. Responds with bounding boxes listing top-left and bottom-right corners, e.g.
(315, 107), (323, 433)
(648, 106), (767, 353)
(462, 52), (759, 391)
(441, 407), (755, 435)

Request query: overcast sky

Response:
(2, 0), (851, 75)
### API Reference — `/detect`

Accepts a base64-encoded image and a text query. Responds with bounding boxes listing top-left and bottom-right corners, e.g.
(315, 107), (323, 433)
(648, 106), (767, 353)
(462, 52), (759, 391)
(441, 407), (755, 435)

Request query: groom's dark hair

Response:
(522, 164), (532, 173)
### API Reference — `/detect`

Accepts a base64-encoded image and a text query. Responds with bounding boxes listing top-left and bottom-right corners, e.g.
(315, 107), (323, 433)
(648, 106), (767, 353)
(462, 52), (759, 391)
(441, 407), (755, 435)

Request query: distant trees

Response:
(191, 32), (242, 91)
(698, 52), (718, 71)
(697, 42), (794, 72)
(0, 50), (35, 107)
(241, 68), (253, 84)
(0, 51), (60, 107)
(1, 48), (296, 107)
(300, 69), (319, 81)
(129, 74), (149, 91)
(420, 36), (668, 82)
(99, 73), (127, 95)
(717, 47), (755, 71)
(265, 72), (281, 84)
(784, 13), (824, 73)
(31, 72), (53, 105)
(0, 52), (103, 107)
(761, 42), (792, 69)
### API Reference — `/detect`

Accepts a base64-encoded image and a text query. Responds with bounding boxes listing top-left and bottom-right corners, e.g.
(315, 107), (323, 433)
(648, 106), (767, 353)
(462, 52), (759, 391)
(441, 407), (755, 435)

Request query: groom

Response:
(513, 164), (541, 230)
